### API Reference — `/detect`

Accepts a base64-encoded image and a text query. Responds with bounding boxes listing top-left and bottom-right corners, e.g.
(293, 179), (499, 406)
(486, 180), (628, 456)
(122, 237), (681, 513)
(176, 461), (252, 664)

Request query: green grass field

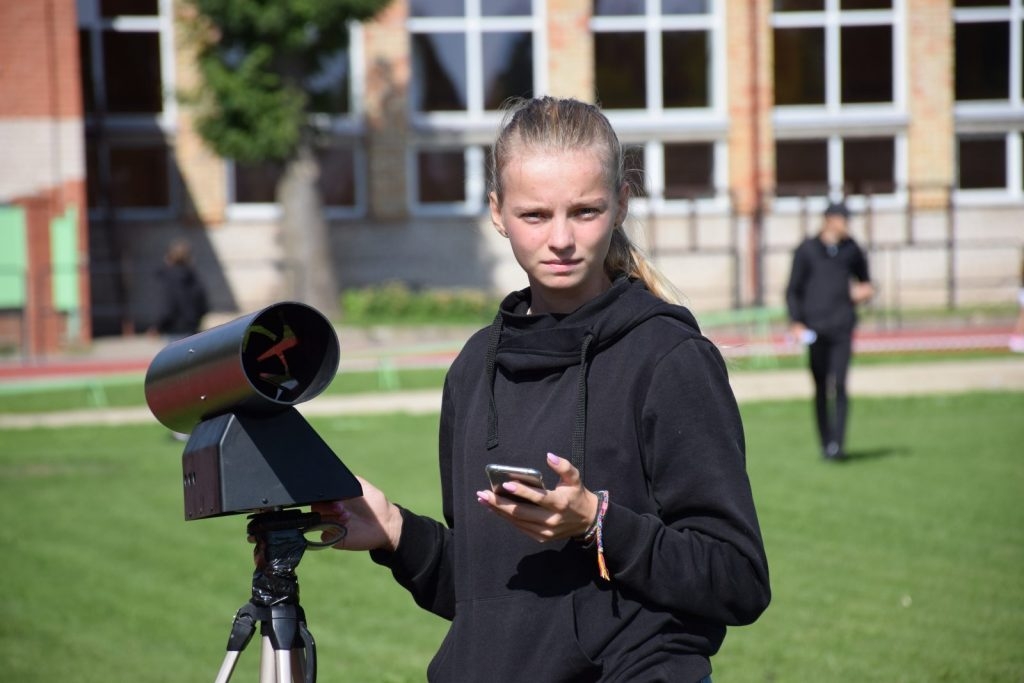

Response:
(0, 389), (1022, 681)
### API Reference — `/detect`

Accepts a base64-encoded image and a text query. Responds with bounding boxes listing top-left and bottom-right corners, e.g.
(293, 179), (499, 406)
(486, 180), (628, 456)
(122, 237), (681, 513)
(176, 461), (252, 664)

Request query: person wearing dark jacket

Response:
(152, 239), (208, 339)
(314, 97), (770, 682)
(785, 201), (874, 461)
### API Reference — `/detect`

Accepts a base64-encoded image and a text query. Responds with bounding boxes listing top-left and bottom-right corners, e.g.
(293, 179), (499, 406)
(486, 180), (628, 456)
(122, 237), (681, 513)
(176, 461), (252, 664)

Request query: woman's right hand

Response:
(311, 476), (403, 553)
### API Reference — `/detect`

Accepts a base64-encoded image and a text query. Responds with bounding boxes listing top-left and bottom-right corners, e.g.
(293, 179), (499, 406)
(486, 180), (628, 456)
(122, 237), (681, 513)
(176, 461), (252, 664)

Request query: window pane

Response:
(840, 0), (891, 8)
(776, 139), (828, 196)
(662, 31), (709, 108)
(418, 151), (465, 203)
(843, 137), (895, 194)
(955, 22), (1010, 100)
(234, 161), (283, 203)
(482, 0), (531, 16)
(661, 0), (710, 13)
(664, 143), (715, 198)
(101, 0), (158, 16)
(774, 28), (825, 105)
(774, 0), (824, 11)
(319, 147), (357, 207)
(412, 33), (467, 111)
(85, 140), (101, 209)
(79, 30), (95, 115)
(841, 25), (892, 103)
(595, 33), (646, 108)
(483, 32), (533, 109)
(409, 0), (464, 17)
(307, 50), (351, 115)
(109, 145), (169, 208)
(234, 149), (356, 206)
(593, 0), (644, 16)
(958, 137), (1006, 189)
(102, 31), (163, 113)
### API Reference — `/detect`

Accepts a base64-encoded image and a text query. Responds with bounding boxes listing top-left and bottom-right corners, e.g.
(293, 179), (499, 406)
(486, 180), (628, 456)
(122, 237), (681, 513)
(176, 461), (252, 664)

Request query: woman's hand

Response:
(311, 476), (403, 553)
(475, 452), (600, 543)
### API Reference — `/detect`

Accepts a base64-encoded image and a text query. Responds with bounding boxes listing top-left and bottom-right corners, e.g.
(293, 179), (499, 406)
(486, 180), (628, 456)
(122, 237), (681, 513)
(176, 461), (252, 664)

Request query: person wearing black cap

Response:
(785, 200), (875, 461)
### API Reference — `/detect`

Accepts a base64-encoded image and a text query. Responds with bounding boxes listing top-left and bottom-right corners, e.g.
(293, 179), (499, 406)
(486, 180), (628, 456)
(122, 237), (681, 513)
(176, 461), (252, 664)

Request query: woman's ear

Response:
(489, 192), (508, 238)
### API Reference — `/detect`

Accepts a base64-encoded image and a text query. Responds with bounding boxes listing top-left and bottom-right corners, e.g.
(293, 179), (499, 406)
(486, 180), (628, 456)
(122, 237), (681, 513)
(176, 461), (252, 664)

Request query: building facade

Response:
(1, 0), (1022, 345)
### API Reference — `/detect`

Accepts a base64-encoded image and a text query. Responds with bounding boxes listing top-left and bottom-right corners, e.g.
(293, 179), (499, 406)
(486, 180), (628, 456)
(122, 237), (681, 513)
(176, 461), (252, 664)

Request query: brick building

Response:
(0, 0), (89, 353)
(1, 0), (1022, 346)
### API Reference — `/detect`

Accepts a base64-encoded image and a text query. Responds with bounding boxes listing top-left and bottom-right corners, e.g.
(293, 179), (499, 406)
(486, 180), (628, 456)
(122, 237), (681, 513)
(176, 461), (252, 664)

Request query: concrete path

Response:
(1, 356), (1021, 430)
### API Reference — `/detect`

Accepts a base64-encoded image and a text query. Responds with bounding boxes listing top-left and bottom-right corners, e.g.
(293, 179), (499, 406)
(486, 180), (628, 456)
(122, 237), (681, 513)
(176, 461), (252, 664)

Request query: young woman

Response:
(314, 97), (770, 682)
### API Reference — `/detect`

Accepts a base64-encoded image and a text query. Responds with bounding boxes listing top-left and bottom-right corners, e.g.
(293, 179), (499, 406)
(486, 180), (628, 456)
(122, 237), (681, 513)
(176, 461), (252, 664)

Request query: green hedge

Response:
(341, 282), (502, 325)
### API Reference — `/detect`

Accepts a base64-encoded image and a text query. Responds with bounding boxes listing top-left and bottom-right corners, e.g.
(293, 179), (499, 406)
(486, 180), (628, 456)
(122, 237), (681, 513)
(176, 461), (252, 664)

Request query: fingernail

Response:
(547, 452), (560, 465)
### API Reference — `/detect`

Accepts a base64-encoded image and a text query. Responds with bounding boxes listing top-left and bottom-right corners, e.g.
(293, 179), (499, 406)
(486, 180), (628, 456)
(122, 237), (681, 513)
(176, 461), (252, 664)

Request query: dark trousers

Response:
(808, 331), (853, 453)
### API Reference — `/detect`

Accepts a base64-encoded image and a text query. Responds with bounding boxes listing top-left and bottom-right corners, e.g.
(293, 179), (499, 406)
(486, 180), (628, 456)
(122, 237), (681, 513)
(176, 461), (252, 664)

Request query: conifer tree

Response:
(182, 0), (390, 318)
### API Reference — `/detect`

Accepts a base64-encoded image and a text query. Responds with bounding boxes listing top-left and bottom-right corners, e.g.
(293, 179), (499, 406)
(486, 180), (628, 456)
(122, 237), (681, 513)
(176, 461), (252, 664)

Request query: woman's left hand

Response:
(476, 452), (600, 542)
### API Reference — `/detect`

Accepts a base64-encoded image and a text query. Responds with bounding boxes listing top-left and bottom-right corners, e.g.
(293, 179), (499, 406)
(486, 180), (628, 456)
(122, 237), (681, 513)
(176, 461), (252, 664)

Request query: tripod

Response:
(214, 509), (344, 683)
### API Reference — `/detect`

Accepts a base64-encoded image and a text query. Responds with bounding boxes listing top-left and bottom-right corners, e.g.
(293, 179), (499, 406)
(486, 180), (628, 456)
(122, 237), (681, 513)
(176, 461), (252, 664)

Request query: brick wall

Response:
(547, 0), (593, 101)
(0, 0), (89, 352)
(906, 0), (955, 209)
(364, 0), (411, 220)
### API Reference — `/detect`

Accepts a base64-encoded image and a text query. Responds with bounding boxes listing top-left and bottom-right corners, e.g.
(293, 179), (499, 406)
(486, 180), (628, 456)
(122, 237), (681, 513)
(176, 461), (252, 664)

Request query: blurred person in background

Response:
(151, 239), (209, 341)
(785, 201), (875, 461)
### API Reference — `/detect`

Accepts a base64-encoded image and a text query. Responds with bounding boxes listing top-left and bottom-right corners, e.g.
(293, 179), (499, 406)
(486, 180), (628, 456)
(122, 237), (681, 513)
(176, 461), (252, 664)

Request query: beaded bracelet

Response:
(581, 490), (611, 581)
(579, 490), (607, 545)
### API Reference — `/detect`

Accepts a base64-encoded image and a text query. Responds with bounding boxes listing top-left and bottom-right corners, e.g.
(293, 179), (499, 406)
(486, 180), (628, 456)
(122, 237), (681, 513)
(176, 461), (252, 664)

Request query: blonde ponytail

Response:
(606, 227), (683, 305)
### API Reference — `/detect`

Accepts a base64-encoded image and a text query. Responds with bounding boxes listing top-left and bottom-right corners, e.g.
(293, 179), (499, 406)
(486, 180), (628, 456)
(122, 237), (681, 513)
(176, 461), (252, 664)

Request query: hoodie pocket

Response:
(427, 592), (600, 682)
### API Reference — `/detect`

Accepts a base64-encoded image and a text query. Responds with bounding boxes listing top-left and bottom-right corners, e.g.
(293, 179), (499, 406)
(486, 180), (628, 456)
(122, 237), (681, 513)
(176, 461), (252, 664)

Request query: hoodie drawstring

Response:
(570, 333), (594, 475)
(485, 314), (594, 482)
(485, 311), (503, 450)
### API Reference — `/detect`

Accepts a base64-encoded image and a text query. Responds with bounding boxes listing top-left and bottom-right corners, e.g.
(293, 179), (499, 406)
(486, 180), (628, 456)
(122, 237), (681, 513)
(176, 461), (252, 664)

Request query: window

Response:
(78, 0), (175, 218)
(593, 0), (717, 111)
(958, 135), (1007, 189)
(233, 147), (359, 208)
(953, 2), (1024, 197)
(407, 0), (541, 212)
(776, 136), (897, 197)
(772, 0), (904, 201)
(592, 1), (727, 209)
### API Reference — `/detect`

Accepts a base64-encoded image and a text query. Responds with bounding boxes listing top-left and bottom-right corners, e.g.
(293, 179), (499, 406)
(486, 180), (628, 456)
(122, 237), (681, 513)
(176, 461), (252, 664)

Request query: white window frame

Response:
(953, 3), (1024, 203)
(591, 0), (730, 215)
(78, 0), (179, 221)
(772, 0), (908, 210)
(407, 0), (546, 215)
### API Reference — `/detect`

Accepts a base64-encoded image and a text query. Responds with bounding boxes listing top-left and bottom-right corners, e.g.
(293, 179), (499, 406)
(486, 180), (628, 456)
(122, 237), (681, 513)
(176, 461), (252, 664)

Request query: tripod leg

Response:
(260, 637), (278, 682)
(214, 652), (242, 683)
(215, 603), (260, 683)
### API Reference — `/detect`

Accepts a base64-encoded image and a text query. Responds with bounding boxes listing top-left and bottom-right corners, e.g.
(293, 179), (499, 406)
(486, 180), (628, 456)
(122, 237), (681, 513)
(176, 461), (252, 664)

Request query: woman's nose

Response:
(548, 216), (574, 250)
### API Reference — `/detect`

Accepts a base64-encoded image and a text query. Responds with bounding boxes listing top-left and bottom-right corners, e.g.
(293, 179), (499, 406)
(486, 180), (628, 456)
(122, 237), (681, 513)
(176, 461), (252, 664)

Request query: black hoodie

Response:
(371, 276), (770, 682)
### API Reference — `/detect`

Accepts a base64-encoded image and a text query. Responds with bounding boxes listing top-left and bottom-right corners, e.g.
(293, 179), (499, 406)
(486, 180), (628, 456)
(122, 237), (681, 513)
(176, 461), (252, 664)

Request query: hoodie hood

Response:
(484, 275), (701, 478)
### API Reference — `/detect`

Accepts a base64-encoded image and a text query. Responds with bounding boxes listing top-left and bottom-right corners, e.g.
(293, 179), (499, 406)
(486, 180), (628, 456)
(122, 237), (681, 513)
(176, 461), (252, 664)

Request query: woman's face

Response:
(490, 148), (627, 315)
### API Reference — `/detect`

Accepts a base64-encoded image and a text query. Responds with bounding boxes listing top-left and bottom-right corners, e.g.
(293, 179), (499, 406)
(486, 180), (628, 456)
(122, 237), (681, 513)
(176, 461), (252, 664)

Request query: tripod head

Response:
(247, 509), (344, 607)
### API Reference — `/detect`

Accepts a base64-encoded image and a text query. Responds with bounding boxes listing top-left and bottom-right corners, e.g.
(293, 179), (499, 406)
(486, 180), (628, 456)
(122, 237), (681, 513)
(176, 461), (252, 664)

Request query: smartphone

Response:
(485, 464), (546, 500)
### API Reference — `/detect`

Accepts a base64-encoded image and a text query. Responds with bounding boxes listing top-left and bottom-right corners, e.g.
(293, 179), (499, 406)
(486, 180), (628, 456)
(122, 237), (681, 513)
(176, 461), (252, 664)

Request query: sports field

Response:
(0, 378), (1021, 681)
